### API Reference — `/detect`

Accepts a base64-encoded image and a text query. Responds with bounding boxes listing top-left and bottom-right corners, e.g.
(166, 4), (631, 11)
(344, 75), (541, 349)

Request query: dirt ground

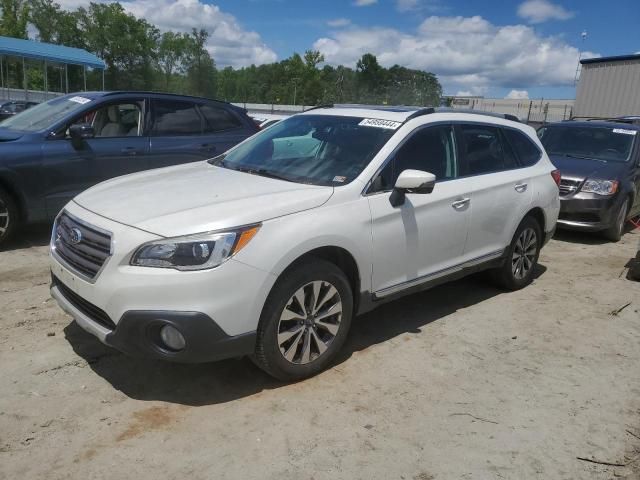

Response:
(1, 226), (639, 480)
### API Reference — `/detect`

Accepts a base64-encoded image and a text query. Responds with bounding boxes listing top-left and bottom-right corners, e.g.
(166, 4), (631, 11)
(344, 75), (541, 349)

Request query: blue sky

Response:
(103, 0), (640, 99)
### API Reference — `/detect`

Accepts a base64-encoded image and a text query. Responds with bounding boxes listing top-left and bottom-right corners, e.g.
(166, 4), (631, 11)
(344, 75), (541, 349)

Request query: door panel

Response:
(368, 179), (473, 293)
(456, 124), (533, 259)
(367, 124), (471, 294)
(464, 170), (533, 259)
(42, 136), (150, 218)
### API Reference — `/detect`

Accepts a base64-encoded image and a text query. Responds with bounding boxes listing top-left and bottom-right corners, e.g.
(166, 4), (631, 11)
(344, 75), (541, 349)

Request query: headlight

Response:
(131, 225), (260, 271)
(580, 179), (619, 196)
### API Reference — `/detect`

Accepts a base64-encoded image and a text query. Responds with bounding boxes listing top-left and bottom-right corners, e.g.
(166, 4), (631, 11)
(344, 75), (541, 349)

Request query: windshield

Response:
(538, 125), (636, 162)
(1, 95), (95, 132)
(211, 114), (397, 186)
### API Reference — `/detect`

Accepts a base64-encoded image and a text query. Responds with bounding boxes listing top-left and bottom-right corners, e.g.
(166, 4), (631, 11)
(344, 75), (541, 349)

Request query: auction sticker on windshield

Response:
(613, 128), (637, 135)
(69, 96), (92, 104)
(359, 118), (402, 130)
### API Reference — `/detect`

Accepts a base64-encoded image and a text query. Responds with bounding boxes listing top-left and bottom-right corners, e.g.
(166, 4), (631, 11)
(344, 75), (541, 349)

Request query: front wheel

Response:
(491, 216), (542, 291)
(0, 187), (18, 248)
(602, 199), (629, 242)
(253, 258), (353, 381)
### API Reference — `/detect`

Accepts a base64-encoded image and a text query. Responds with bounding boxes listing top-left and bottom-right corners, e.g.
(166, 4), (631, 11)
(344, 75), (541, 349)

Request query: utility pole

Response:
(292, 77), (299, 106)
(574, 30), (588, 85)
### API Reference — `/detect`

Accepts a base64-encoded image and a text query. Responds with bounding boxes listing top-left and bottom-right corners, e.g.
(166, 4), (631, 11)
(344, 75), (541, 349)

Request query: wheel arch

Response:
(525, 206), (546, 233)
(276, 246), (362, 314)
(0, 173), (27, 221)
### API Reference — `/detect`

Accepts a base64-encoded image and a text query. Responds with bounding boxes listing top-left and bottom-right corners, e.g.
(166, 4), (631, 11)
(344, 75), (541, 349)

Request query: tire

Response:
(491, 216), (542, 291)
(602, 199), (629, 242)
(253, 258), (353, 381)
(0, 186), (18, 248)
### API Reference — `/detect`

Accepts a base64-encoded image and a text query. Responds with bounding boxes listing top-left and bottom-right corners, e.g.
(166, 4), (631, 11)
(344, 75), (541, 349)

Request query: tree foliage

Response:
(4, 0), (443, 106)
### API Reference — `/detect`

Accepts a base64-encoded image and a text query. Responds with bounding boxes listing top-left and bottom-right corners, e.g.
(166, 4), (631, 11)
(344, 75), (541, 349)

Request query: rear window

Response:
(503, 128), (541, 167)
(538, 125), (636, 163)
(200, 105), (242, 132)
(151, 100), (202, 136)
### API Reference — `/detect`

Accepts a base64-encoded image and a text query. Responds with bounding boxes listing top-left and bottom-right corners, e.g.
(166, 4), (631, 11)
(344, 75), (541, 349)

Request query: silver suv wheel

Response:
(512, 227), (537, 280)
(277, 280), (343, 365)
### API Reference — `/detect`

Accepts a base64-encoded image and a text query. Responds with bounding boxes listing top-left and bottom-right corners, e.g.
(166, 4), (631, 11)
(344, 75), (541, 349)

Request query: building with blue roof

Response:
(0, 36), (106, 102)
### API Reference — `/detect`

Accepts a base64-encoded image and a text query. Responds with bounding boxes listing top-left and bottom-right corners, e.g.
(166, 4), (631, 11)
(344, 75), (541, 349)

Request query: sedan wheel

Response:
(277, 281), (343, 365)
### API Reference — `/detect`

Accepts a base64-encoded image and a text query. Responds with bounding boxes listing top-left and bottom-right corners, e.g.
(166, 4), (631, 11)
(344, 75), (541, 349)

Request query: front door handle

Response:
(199, 143), (217, 152)
(515, 183), (528, 193)
(451, 198), (470, 209)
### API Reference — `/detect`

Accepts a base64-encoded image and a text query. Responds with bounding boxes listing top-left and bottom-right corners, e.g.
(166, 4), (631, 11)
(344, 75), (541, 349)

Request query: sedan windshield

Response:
(1, 95), (94, 132)
(211, 114), (397, 186)
(538, 125), (636, 162)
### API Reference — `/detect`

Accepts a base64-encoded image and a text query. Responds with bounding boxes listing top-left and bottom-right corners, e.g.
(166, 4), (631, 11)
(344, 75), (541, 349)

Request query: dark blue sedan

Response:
(0, 91), (258, 246)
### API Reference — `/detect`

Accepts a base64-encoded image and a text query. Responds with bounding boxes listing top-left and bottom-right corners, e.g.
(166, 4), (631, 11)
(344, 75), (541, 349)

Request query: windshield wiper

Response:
(232, 166), (294, 182)
(552, 153), (607, 163)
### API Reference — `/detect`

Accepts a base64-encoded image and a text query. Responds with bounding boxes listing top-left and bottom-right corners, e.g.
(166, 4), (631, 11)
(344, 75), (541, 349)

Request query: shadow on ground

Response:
(1, 224), (51, 252)
(64, 265), (547, 406)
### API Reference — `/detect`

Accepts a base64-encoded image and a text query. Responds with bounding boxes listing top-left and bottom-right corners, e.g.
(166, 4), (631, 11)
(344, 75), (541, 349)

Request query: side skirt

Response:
(356, 250), (507, 315)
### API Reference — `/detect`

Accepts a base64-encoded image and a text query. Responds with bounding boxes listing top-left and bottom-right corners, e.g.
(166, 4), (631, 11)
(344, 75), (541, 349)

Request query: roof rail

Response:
(102, 90), (235, 105)
(302, 104), (334, 112)
(433, 107), (520, 123)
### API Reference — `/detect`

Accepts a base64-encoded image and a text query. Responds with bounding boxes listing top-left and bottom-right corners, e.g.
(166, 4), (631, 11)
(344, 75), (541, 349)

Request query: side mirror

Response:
(389, 169), (436, 207)
(69, 123), (94, 142)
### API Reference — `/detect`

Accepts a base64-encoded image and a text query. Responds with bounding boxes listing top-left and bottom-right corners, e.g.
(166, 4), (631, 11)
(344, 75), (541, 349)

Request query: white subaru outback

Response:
(50, 106), (560, 381)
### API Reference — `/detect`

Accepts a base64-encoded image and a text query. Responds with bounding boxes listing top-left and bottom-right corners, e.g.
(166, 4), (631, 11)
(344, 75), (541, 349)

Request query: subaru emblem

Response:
(70, 227), (83, 245)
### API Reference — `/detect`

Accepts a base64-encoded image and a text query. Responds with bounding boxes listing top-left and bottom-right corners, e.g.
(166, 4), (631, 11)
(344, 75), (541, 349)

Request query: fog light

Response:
(159, 325), (186, 351)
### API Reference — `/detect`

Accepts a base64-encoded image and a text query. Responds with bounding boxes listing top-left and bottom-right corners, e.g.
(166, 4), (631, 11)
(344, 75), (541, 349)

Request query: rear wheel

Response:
(602, 199), (629, 242)
(0, 187), (18, 248)
(491, 216), (542, 291)
(253, 258), (353, 381)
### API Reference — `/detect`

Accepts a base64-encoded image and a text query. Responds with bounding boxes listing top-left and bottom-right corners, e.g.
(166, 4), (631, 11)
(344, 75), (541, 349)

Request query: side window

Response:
(369, 125), (457, 193)
(459, 124), (517, 175)
(503, 128), (542, 167)
(200, 105), (242, 132)
(66, 101), (143, 138)
(151, 100), (202, 136)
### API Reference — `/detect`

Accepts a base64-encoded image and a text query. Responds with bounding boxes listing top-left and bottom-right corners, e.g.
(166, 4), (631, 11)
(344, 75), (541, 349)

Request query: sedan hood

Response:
(74, 162), (334, 237)
(549, 154), (628, 181)
(0, 127), (23, 142)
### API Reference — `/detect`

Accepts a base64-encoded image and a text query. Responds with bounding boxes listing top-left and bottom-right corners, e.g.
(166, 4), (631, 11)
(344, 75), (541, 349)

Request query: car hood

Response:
(0, 127), (23, 142)
(549, 154), (628, 181)
(73, 161), (334, 237)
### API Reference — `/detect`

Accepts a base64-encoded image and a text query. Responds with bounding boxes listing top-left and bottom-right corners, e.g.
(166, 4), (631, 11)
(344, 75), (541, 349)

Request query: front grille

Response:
(559, 178), (582, 196)
(52, 212), (112, 280)
(52, 275), (116, 331)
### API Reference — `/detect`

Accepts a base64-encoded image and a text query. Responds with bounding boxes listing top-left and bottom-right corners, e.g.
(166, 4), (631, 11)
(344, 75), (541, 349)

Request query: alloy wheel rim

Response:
(0, 198), (9, 238)
(277, 280), (343, 365)
(616, 202), (628, 236)
(512, 227), (537, 280)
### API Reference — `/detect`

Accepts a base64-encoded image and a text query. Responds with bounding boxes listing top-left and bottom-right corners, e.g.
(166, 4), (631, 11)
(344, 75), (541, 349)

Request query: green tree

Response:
(77, 2), (159, 90)
(157, 31), (191, 91)
(184, 28), (216, 97)
(0, 0), (29, 38)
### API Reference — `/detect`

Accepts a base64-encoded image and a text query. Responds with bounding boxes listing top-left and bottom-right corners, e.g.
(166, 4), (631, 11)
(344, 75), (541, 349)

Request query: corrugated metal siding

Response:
(575, 59), (640, 118)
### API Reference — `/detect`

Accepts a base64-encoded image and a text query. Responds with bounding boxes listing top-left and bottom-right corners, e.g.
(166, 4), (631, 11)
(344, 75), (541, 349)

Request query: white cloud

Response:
(56, 0), (277, 67)
(327, 18), (352, 28)
(396, 0), (443, 12)
(313, 15), (597, 95)
(354, 0), (377, 6)
(506, 89), (529, 99)
(517, 0), (574, 24)
(455, 91), (472, 96)
(397, 0), (419, 11)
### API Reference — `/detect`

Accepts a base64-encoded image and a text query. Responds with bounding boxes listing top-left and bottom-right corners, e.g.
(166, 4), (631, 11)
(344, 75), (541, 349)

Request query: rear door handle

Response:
(121, 147), (142, 156)
(515, 183), (528, 193)
(451, 198), (470, 209)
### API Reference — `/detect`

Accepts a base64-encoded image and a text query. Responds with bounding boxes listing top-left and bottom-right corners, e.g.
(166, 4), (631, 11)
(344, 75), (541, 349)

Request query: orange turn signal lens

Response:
(234, 226), (260, 253)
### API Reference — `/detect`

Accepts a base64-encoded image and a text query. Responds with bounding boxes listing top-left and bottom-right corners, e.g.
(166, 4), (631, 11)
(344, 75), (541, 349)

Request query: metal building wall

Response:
(574, 58), (640, 118)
